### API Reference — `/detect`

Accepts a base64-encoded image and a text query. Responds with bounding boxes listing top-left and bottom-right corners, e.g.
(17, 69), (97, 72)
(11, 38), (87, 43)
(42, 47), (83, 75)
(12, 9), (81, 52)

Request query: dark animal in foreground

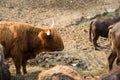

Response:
(108, 21), (120, 71)
(89, 16), (120, 50)
(100, 66), (120, 80)
(0, 44), (11, 80)
(0, 21), (64, 75)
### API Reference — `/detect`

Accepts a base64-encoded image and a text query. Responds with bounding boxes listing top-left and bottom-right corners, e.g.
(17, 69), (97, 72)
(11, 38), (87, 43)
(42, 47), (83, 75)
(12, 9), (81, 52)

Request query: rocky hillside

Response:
(1, 0), (120, 80)
(0, 0), (119, 26)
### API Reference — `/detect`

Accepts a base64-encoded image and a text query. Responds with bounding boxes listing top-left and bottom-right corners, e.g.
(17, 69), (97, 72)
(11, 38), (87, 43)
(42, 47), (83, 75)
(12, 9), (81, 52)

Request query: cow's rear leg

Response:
(22, 60), (27, 74)
(11, 48), (22, 75)
(93, 35), (99, 50)
(108, 51), (117, 71)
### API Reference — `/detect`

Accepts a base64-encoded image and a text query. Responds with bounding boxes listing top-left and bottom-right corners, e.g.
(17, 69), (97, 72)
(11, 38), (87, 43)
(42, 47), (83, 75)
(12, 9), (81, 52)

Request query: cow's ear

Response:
(46, 29), (51, 36)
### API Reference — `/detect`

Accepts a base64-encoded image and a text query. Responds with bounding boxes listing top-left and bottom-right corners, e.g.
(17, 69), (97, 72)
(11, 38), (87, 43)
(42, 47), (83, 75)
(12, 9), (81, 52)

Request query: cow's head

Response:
(38, 27), (64, 51)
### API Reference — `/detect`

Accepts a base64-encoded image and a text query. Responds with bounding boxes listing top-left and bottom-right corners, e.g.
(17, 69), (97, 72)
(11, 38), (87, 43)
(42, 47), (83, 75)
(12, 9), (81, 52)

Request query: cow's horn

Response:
(46, 30), (50, 36)
(51, 18), (55, 27)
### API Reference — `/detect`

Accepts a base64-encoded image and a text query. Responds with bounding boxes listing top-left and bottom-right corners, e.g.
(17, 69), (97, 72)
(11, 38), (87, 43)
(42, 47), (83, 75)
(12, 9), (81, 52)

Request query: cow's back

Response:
(94, 17), (120, 38)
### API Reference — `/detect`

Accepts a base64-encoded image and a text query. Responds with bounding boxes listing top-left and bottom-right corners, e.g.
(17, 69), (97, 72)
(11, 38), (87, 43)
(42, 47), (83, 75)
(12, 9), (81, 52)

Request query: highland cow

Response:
(0, 21), (64, 75)
(89, 16), (120, 50)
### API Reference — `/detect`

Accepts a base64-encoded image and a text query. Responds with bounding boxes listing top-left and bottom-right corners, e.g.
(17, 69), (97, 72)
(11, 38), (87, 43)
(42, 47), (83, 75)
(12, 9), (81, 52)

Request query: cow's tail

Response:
(108, 25), (114, 44)
(89, 21), (94, 42)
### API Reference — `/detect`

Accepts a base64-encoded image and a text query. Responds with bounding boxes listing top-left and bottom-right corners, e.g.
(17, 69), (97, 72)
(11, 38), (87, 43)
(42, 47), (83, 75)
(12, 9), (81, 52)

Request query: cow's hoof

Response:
(96, 45), (101, 47)
(16, 72), (21, 76)
(95, 48), (100, 50)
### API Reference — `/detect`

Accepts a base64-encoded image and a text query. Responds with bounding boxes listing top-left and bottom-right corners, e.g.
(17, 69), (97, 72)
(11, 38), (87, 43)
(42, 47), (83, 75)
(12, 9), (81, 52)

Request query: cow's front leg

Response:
(93, 35), (99, 50)
(22, 60), (27, 74)
(13, 57), (22, 75)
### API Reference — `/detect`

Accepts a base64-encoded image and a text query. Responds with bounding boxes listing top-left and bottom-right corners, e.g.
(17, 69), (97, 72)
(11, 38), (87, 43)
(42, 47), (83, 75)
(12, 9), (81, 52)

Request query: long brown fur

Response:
(0, 21), (64, 75)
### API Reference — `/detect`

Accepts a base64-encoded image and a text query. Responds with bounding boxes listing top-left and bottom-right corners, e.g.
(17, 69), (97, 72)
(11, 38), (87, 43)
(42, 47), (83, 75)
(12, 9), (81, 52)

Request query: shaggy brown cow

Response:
(89, 16), (120, 50)
(108, 21), (120, 71)
(0, 21), (64, 75)
(0, 44), (11, 80)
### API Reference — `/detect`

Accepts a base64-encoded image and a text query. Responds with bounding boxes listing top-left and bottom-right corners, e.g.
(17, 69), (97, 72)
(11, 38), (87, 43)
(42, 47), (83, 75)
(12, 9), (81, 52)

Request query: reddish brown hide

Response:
(0, 21), (64, 75)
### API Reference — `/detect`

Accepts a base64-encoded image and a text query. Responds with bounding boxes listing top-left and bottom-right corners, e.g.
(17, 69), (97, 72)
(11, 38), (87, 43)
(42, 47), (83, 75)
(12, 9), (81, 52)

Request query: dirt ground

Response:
(1, 0), (120, 80)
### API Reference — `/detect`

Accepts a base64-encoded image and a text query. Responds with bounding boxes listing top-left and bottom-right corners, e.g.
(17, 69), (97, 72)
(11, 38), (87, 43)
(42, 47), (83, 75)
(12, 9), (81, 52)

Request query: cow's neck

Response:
(27, 27), (44, 53)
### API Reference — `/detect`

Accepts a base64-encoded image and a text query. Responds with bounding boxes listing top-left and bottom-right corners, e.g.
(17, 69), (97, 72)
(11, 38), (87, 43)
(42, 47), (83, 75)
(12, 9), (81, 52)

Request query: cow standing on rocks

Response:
(108, 21), (120, 71)
(0, 21), (64, 75)
(0, 44), (11, 80)
(89, 16), (120, 50)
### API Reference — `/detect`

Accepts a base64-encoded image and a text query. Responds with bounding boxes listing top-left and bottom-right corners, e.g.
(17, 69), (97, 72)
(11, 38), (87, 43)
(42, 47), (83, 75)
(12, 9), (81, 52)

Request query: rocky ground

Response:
(1, 0), (120, 80)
